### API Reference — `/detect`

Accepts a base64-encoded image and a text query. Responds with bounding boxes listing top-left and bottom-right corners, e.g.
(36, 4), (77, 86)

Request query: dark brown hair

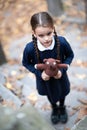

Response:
(30, 11), (54, 31)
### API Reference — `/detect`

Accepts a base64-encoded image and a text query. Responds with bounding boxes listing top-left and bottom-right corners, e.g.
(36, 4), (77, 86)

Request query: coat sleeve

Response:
(62, 37), (74, 65)
(59, 37), (74, 74)
(22, 43), (42, 78)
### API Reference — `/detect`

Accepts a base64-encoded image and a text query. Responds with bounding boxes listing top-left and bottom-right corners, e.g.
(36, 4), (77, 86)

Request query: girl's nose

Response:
(44, 36), (49, 41)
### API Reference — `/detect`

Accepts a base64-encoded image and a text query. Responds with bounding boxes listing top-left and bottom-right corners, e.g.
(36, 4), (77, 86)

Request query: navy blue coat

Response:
(22, 36), (74, 103)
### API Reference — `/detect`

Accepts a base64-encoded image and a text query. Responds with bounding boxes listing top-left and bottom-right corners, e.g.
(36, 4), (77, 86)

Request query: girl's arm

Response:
(22, 43), (42, 78)
(59, 37), (74, 74)
(62, 37), (74, 65)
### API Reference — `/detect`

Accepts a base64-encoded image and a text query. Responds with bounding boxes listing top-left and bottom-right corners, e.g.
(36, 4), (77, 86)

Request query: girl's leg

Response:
(47, 95), (60, 124)
(59, 97), (68, 123)
(59, 98), (65, 107)
(47, 95), (57, 108)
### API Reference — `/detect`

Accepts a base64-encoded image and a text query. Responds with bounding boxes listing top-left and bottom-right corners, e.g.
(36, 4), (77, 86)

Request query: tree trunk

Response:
(84, 0), (87, 24)
(46, 0), (63, 16)
(0, 42), (7, 65)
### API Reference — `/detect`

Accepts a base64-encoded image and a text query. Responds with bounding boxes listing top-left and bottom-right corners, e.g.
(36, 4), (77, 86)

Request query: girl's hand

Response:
(54, 70), (62, 79)
(41, 71), (50, 81)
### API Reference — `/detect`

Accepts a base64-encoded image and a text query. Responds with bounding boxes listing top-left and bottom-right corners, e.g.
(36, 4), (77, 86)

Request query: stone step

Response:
(0, 84), (22, 108)
(71, 116), (87, 130)
(0, 104), (55, 130)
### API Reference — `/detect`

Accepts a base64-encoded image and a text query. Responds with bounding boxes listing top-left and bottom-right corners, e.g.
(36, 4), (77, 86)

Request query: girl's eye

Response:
(38, 34), (44, 38)
(38, 32), (52, 38)
(47, 32), (52, 36)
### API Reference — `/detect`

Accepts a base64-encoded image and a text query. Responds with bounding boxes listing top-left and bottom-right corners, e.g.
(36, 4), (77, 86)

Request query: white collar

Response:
(37, 37), (55, 51)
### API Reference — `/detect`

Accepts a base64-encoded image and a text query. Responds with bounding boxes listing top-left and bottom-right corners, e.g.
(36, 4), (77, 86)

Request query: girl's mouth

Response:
(44, 42), (49, 44)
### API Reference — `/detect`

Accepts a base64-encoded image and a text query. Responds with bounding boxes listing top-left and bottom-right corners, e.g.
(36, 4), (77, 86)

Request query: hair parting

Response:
(38, 13), (42, 25)
(30, 11), (54, 31)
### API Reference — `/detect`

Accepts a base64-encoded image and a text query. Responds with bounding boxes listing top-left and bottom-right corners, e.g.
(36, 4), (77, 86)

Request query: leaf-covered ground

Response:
(0, 0), (87, 130)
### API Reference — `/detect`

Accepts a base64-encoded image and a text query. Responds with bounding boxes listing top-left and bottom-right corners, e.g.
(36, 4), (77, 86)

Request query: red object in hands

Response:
(35, 58), (67, 77)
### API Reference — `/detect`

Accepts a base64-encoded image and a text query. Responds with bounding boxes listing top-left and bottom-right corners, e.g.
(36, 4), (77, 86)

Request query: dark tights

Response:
(59, 98), (65, 106)
(47, 95), (65, 108)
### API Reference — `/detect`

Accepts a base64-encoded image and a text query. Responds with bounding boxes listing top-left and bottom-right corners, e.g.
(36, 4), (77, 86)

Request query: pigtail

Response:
(32, 34), (40, 63)
(54, 28), (60, 60)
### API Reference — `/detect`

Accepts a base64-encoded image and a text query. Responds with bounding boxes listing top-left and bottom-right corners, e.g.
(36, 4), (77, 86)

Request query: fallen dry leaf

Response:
(72, 105), (81, 111)
(76, 86), (87, 92)
(8, 59), (20, 65)
(75, 73), (86, 80)
(2, 100), (16, 109)
(41, 104), (51, 110)
(69, 110), (77, 116)
(4, 82), (13, 90)
(75, 107), (87, 123)
(64, 128), (70, 130)
(16, 74), (25, 80)
(80, 41), (87, 48)
(78, 99), (87, 105)
(72, 60), (87, 68)
(27, 92), (38, 106)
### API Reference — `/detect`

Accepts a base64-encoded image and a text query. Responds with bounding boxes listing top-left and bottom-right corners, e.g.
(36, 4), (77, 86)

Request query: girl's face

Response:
(33, 26), (54, 48)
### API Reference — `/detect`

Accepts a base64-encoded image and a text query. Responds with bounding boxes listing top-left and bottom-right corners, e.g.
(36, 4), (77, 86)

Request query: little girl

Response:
(22, 11), (74, 124)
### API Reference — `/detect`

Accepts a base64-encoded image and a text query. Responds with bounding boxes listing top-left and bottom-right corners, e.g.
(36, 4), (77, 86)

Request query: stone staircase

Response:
(0, 28), (87, 130)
